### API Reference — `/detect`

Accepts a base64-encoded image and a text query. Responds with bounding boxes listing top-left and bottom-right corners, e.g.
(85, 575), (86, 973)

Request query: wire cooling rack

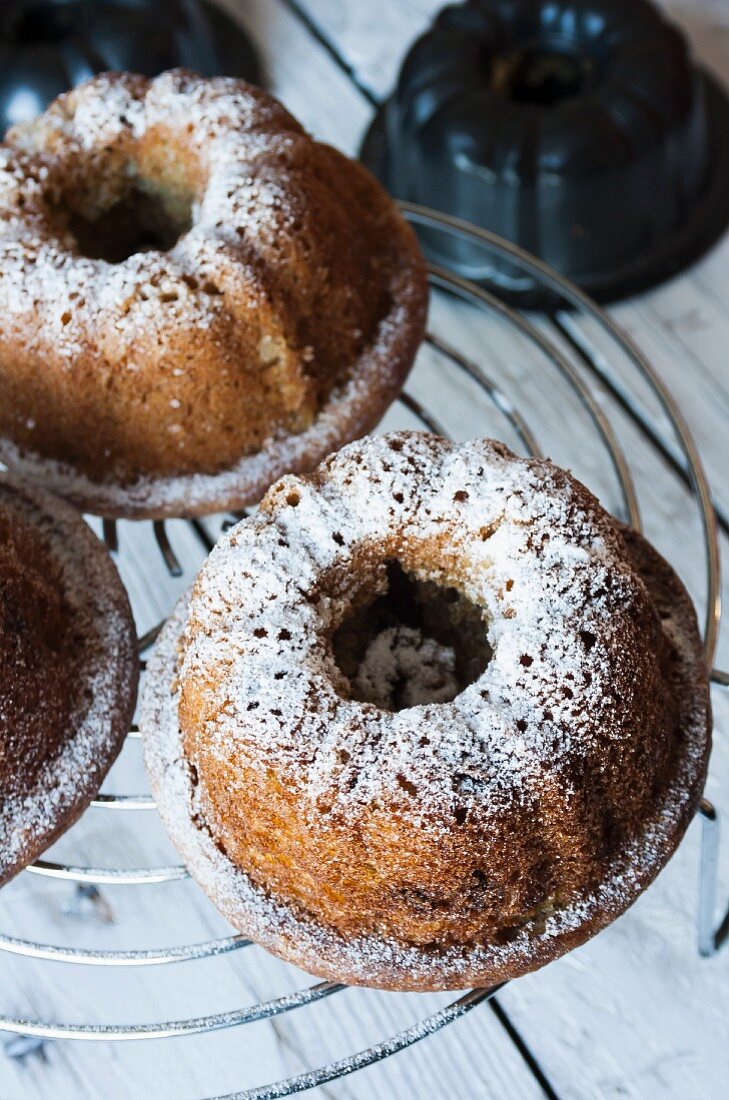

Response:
(0, 206), (727, 1099)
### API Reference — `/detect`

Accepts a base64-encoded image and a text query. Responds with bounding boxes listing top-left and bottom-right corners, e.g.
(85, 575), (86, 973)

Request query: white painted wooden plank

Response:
(286, 0), (437, 101)
(216, 0), (368, 154)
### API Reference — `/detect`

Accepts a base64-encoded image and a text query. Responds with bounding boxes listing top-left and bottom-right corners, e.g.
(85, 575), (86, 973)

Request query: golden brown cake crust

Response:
(141, 433), (710, 991)
(0, 476), (138, 884)
(0, 71), (427, 518)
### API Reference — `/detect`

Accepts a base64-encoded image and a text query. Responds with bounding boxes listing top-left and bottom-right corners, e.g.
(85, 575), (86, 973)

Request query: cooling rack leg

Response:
(102, 518), (118, 554)
(62, 883), (114, 924)
(698, 799), (721, 956)
(153, 521), (183, 577)
(3, 1034), (47, 1061)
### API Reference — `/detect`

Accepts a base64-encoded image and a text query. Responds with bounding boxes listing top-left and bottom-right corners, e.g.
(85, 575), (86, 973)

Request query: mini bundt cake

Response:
(0, 70), (428, 518)
(0, 475), (137, 884)
(141, 432), (710, 991)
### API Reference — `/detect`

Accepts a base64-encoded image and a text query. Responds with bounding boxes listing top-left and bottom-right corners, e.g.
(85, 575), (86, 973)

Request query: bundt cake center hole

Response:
(69, 185), (193, 263)
(332, 560), (491, 712)
(494, 47), (591, 106)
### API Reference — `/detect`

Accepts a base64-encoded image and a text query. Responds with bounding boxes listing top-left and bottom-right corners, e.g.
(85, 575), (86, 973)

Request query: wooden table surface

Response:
(1, 1), (728, 1097)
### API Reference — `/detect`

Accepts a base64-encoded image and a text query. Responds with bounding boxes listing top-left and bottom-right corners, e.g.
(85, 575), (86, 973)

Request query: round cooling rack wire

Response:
(0, 206), (726, 1099)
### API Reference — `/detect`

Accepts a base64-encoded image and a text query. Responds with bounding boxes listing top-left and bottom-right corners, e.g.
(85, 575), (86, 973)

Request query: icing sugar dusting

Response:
(180, 433), (663, 817)
(141, 434), (710, 989)
(353, 626), (460, 711)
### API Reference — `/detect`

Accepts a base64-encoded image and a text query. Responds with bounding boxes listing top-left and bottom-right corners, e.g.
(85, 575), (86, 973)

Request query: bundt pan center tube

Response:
(361, 0), (729, 305)
(0, 69), (428, 518)
(141, 432), (711, 991)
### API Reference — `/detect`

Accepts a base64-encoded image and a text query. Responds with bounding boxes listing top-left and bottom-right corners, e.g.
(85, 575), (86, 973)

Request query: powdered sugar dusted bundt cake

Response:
(0, 71), (427, 518)
(0, 476), (137, 884)
(141, 432), (710, 990)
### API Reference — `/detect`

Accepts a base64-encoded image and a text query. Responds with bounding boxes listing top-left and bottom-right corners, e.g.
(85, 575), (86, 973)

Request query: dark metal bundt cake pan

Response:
(0, 0), (261, 134)
(361, 0), (729, 306)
